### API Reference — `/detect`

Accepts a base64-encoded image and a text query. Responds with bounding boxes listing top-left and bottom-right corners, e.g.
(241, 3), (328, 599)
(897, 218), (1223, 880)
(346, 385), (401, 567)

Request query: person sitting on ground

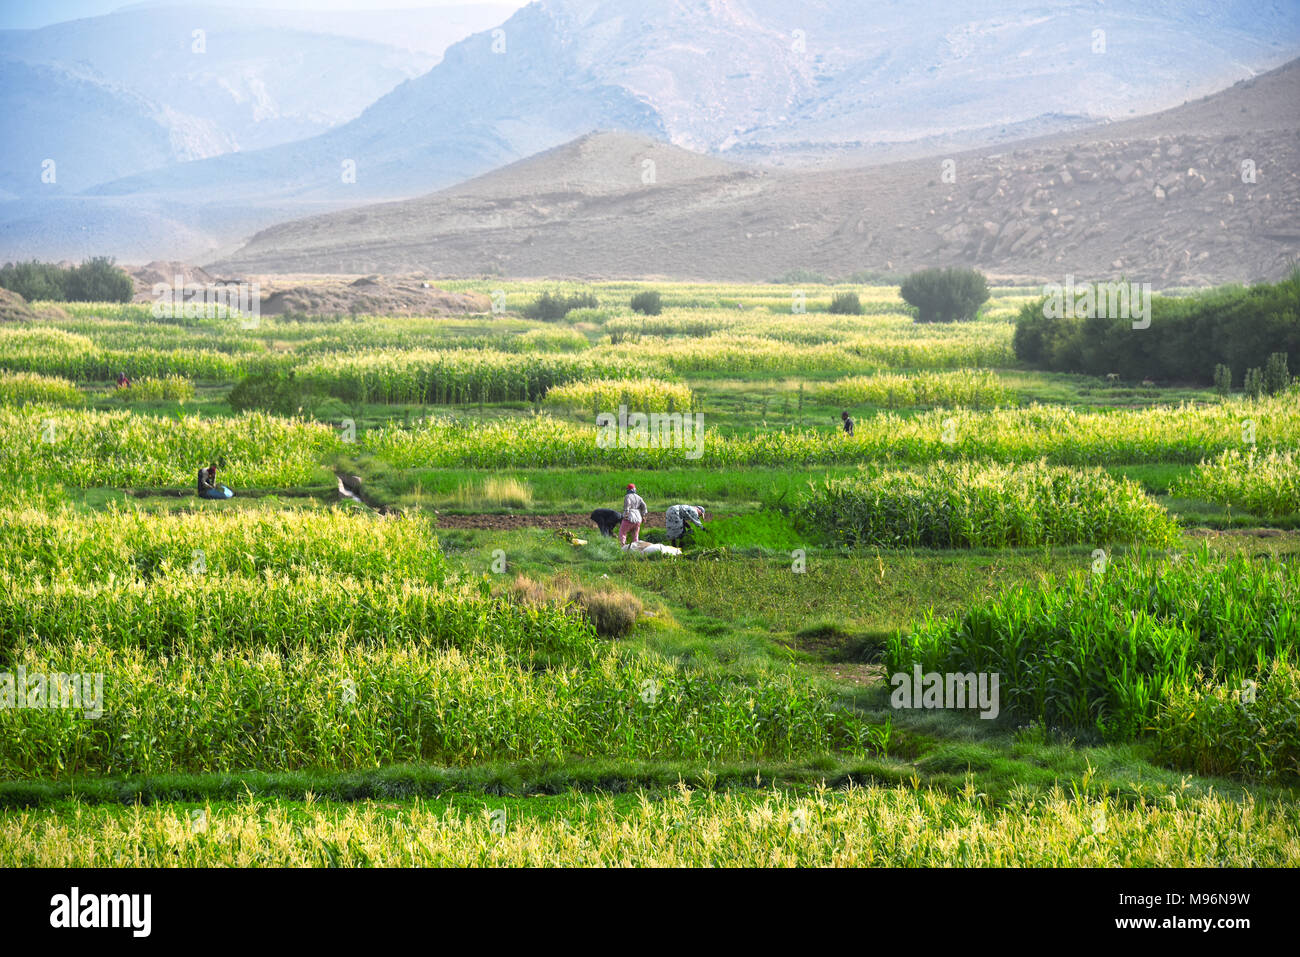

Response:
(841, 410), (855, 436)
(197, 462), (232, 500)
(619, 483), (648, 546)
(665, 504), (706, 545)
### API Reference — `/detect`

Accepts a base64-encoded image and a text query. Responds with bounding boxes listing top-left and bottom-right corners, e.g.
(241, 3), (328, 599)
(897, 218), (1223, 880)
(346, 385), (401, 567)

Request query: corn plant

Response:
(796, 461), (1178, 549)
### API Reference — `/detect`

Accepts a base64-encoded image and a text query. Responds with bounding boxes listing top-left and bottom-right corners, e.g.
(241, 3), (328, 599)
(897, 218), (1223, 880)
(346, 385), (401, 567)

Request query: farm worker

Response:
(841, 410), (855, 436)
(197, 462), (233, 500)
(619, 483), (648, 545)
(665, 504), (706, 544)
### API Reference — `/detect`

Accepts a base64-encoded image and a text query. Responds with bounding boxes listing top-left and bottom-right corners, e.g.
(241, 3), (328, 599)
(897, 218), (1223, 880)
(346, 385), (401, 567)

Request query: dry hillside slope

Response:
(215, 60), (1300, 285)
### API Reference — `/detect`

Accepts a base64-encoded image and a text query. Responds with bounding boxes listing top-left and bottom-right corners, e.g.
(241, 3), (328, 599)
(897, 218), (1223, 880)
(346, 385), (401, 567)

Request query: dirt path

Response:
(432, 512), (667, 532)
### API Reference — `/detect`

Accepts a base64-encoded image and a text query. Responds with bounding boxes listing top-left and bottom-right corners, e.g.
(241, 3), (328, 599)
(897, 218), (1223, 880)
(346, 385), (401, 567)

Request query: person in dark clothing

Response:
(197, 462), (232, 499)
(590, 508), (621, 537)
(841, 410), (855, 436)
(197, 462), (217, 493)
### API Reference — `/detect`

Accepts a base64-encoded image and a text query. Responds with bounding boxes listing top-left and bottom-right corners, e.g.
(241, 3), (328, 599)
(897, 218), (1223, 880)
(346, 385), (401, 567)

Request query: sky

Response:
(0, 0), (530, 31)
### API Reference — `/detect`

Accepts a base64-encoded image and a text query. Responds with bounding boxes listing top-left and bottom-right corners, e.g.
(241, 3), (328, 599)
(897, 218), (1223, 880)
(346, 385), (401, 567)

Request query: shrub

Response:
(1245, 367), (1264, 399)
(630, 291), (663, 315)
(64, 257), (134, 303)
(0, 258), (133, 303)
(0, 261), (67, 301)
(1013, 270), (1300, 385)
(1213, 363), (1232, 396)
(828, 292), (862, 315)
(899, 268), (990, 323)
(1264, 352), (1290, 395)
(524, 291), (599, 321)
(227, 371), (308, 417)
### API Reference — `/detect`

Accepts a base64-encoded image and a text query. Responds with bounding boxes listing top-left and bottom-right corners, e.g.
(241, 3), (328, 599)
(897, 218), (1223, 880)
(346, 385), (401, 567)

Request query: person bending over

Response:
(665, 504), (706, 545)
(197, 462), (232, 500)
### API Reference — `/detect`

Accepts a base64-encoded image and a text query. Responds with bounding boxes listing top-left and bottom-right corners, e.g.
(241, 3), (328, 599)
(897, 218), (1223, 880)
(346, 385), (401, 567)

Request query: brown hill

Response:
(0, 288), (37, 322)
(259, 275), (490, 316)
(214, 60), (1300, 286)
(0, 288), (69, 322)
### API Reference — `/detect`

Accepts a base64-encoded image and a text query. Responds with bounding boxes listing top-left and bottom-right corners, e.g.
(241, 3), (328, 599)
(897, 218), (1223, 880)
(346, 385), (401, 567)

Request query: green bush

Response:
(1213, 363), (1232, 396)
(227, 371), (308, 417)
(0, 258), (133, 303)
(630, 291), (663, 316)
(899, 268), (989, 323)
(65, 257), (134, 303)
(1263, 351), (1290, 395)
(828, 292), (862, 315)
(0, 261), (67, 301)
(524, 291), (599, 321)
(1013, 270), (1300, 386)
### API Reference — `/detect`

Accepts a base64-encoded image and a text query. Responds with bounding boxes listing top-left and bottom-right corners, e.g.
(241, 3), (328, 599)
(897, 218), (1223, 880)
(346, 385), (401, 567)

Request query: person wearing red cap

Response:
(619, 483), (648, 546)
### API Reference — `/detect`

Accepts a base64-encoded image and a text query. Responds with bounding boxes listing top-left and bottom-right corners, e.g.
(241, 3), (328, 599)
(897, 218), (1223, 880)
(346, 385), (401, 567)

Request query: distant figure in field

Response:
(619, 483), (648, 546)
(590, 508), (621, 537)
(841, 411), (855, 436)
(197, 462), (233, 500)
(665, 504), (706, 545)
(116, 372), (131, 389)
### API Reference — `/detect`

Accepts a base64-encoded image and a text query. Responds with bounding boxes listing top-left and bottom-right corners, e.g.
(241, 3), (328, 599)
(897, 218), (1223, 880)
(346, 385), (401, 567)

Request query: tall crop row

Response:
(0, 407), (339, 486)
(6, 785), (1297, 866)
(543, 378), (695, 414)
(366, 396), (1300, 470)
(796, 462), (1179, 548)
(1172, 448), (1300, 518)
(297, 350), (666, 404)
(885, 549), (1300, 740)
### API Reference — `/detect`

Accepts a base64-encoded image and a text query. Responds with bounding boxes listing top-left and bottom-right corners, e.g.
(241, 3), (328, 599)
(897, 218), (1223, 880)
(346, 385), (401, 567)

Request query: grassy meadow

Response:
(2, 279), (1297, 866)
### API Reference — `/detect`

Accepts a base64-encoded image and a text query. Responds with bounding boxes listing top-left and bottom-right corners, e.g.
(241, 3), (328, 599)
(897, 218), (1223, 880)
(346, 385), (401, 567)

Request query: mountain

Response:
(5, 0), (1300, 261)
(212, 57), (1300, 286)
(0, 6), (443, 194)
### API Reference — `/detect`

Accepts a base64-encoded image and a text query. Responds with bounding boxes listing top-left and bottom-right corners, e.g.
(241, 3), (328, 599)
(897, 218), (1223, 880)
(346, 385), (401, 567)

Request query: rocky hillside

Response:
(214, 59), (1300, 286)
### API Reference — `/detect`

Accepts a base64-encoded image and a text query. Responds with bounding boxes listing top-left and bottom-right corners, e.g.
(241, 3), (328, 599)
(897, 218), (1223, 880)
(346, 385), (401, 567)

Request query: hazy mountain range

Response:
(2, 0), (1299, 264)
(214, 57), (1300, 286)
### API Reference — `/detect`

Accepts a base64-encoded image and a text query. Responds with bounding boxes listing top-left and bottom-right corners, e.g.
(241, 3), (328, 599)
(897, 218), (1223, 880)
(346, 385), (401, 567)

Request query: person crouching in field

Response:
(665, 504), (706, 545)
(620, 483), (648, 545)
(197, 462), (233, 500)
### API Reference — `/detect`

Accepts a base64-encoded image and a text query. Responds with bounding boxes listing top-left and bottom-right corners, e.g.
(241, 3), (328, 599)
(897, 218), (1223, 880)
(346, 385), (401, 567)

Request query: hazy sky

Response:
(0, 0), (530, 31)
